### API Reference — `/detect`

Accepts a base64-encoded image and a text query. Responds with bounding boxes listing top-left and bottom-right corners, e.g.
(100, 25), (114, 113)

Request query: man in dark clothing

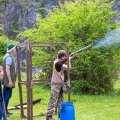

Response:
(0, 64), (4, 119)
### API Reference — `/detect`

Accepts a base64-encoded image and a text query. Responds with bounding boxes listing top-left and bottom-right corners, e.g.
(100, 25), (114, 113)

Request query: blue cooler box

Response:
(60, 102), (75, 120)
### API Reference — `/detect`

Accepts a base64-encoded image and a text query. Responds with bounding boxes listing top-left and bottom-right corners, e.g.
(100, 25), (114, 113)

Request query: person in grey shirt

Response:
(2, 43), (16, 117)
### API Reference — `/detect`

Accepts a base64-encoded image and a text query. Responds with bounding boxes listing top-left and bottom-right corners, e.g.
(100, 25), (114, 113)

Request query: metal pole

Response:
(67, 44), (71, 102)
(26, 41), (33, 120)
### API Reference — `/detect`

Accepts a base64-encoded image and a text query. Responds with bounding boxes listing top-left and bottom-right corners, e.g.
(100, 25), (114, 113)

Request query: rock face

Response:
(112, 0), (120, 22)
(0, 0), (60, 38)
(0, 0), (36, 38)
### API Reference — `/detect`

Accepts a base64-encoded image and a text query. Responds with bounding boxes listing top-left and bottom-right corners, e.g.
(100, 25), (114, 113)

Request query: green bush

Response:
(19, 0), (119, 94)
(71, 49), (116, 94)
(0, 35), (9, 62)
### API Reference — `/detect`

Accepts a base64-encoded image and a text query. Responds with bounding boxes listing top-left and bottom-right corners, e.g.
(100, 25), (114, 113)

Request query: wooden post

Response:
(16, 46), (25, 119)
(26, 41), (33, 120)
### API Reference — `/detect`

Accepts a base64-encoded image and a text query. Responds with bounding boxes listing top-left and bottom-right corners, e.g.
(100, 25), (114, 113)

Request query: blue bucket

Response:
(60, 102), (75, 120)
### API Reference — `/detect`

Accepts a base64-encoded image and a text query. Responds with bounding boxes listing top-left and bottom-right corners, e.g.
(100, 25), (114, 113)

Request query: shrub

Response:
(0, 35), (9, 63)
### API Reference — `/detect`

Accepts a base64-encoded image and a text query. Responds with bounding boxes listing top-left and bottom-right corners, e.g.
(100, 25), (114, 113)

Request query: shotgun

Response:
(70, 41), (97, 59)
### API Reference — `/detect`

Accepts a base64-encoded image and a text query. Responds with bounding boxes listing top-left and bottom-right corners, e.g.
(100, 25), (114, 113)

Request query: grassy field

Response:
(7, 81), (120, 120)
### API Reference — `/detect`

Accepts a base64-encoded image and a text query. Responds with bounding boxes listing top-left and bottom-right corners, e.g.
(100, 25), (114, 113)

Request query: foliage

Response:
(71, 48), (117, 94)
(18, 0), (119, 94)
(0, 35), (9, 63)
(0, 34), (16, 63)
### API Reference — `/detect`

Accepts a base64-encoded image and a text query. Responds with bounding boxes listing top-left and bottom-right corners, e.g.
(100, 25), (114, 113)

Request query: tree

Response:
(18, 0), (119, 94)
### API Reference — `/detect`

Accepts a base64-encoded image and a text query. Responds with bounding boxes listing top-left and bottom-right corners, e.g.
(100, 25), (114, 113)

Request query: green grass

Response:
(7, 82), (120, 120)
(114, 80), (120, 89)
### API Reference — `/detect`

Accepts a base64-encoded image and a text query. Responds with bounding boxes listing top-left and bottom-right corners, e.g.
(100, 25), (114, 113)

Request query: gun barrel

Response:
(70, 43), (93, 58)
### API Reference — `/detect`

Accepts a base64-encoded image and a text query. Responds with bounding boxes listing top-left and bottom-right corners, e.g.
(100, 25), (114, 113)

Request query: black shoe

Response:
(46, 115), (53, 120)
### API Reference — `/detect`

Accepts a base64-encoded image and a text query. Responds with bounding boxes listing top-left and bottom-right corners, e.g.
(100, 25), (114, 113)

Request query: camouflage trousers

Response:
(47, 83), (63, 116)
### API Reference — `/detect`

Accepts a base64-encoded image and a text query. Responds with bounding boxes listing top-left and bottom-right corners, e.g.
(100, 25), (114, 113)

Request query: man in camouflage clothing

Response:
(46, 50), (71, 120)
